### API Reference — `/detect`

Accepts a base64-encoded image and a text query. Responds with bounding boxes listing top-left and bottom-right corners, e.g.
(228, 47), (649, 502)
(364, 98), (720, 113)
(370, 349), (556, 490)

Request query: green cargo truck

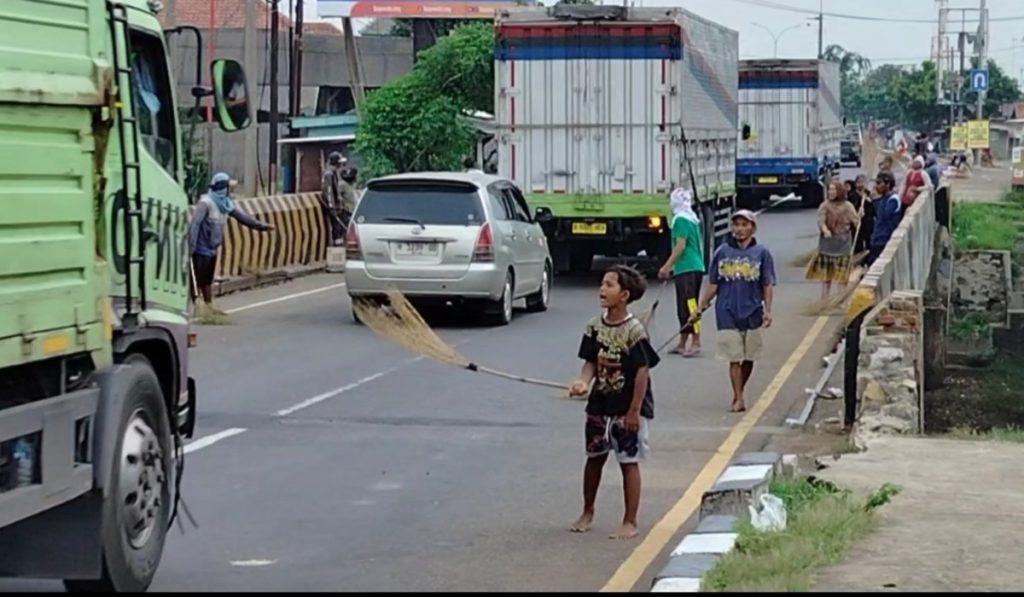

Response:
(0, 1), (250, 591)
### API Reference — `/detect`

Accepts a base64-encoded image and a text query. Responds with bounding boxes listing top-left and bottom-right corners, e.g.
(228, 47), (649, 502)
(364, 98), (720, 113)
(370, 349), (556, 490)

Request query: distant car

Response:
(840, 139), (861, 167)
(344, 172), (553, 326)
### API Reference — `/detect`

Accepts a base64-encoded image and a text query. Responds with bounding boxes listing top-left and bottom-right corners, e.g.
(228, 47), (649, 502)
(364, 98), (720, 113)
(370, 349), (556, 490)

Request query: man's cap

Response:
(731, 209), (757, 225)
(328, 151), (346, 165)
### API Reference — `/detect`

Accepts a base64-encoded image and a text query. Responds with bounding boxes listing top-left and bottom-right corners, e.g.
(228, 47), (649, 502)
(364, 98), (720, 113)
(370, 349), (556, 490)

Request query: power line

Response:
(724, 0), (1024, 24)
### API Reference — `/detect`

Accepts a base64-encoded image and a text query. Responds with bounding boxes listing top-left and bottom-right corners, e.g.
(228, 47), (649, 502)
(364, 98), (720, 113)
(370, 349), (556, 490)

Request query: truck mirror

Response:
(741, 124), (751, 140)
(211, 59), (252, 132)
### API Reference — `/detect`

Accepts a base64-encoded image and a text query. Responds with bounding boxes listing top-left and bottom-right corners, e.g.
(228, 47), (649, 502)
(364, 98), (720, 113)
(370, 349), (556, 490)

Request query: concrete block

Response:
(782, 454), (799, 477)
(717, 464), (773, 485)
(651, 578), (701, 592)
(672, 533), (738, 556)
(653, 554), (720, 582)
(732, 451), (783, 476)
(700, 477), (770, 520)
(693, 514), (739, 534)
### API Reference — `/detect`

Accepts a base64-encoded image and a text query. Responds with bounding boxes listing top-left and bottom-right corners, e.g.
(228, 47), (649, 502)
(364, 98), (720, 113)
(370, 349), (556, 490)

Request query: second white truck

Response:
(736, 59), (844, 209)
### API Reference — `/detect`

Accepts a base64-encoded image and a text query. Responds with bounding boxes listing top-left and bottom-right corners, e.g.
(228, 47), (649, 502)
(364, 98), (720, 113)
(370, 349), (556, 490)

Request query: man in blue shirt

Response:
(691, 210), (776, 413)
(868, 171), (902, 265)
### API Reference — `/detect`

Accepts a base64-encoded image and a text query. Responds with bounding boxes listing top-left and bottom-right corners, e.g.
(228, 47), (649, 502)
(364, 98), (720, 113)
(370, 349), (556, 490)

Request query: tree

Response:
(355, 22), (494, 179)
(823, 44), (872, 84)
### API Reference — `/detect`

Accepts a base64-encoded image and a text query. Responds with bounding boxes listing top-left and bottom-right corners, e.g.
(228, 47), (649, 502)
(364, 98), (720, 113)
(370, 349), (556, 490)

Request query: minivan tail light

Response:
(344, 223), (363, 260)
(472, 222), (494, 262)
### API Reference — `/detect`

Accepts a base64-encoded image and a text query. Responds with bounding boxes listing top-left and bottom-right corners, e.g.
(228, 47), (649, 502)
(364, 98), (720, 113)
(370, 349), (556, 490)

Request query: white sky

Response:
(297, 0), (1024, 81)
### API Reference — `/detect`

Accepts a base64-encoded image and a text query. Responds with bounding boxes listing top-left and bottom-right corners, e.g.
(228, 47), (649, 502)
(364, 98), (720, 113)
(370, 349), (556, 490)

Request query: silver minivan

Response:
(344, 172), (552, 325)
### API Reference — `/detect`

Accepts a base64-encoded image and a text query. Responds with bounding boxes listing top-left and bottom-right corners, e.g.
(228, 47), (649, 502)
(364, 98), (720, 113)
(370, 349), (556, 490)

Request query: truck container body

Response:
(0, 0), (248, 590)
(736, 58), (843, 209)
(495, 6), (738, 273)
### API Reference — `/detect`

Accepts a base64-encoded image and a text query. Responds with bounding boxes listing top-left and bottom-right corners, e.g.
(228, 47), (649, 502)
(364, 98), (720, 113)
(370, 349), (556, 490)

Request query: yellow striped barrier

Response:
(217, 193), (329, 279)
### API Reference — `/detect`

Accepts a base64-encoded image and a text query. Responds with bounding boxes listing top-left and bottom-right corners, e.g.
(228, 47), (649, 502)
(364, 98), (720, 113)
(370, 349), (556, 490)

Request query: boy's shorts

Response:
(585, 414), (650, 464)
(716, 329), (763, 362)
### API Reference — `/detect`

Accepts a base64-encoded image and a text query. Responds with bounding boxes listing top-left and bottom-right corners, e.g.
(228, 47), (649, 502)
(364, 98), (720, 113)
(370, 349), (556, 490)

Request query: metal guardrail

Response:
(841, 183), (945, 427)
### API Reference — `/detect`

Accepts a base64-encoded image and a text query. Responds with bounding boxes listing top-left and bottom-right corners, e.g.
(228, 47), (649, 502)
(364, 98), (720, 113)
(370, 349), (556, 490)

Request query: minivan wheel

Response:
(525, 265), (551, 313)
(485, 272), (514, 326)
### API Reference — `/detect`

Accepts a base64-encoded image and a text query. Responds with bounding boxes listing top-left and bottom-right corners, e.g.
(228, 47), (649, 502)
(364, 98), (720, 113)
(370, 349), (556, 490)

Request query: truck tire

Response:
(798, 181), (825, 209)
(64, 359), (173, 593)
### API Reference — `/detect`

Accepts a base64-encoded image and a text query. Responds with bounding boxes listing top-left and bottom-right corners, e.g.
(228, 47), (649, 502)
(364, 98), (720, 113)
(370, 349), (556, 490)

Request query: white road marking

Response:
(224, 282), (346, 314)
(230, 559), (278, 567)
(184, 428), (248, 454)
(274, 366), (408, 417)
(370, 481), (404, 492)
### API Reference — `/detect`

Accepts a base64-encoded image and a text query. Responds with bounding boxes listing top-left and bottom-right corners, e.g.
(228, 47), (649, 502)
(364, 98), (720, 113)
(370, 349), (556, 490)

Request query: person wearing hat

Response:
(689, 209), (776, 413)
(189, 172), (274, 309)
(868, 171), (902, 265)
(322, 151), (355, 244)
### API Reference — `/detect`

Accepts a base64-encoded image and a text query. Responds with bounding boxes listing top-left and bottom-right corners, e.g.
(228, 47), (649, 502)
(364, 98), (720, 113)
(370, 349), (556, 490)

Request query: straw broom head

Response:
(353, 289), (471, 368)
(801, 262), (867, 316)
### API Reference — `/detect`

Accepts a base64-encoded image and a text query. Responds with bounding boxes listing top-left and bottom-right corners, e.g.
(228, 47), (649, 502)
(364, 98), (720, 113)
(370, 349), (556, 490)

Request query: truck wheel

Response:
(64, 359), (173, 593)
(798, 182), (825, 209)
(525, 263), (551, 313)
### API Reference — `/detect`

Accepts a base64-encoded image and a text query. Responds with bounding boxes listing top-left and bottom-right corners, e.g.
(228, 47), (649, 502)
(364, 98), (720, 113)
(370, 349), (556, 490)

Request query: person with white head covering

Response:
(901, 154), (931, 210)
(658, 186), (706, 356)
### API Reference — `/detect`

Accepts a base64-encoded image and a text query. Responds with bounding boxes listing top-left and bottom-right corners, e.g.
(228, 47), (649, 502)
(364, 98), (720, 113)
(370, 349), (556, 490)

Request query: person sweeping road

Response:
(569, 265), (660, 540)
(189, 172), (274, 315)
(658, 187), (706, 357)
(806, 181), (859, 301)
(690, 210), (776, 413)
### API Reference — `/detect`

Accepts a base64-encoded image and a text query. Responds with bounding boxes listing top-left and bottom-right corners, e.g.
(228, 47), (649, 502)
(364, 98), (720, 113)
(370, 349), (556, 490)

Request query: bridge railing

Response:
(841, 182), (948, 428)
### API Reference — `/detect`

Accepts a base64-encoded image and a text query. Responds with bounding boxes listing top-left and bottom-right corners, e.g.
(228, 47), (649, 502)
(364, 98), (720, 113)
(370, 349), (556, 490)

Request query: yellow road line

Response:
(600, 315), (830, 593)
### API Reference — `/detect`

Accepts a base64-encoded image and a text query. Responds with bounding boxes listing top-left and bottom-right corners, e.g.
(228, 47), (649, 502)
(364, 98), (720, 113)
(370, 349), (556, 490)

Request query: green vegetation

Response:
(947, 425), (1024, 443)
(948, 311), (993, 340)
(951, 201), (1024, 251)
(355, 23), (494, 179)
(830, 44), (1021, 133)
(702, 478), (900, 592)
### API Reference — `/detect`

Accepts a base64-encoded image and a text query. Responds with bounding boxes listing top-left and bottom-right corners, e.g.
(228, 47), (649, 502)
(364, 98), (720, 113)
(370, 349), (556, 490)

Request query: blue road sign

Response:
(971, 68), (990, 92)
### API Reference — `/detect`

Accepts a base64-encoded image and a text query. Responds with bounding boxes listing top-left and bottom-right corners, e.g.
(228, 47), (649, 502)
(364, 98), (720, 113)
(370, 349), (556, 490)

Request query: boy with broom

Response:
(569, 265), (660, 540)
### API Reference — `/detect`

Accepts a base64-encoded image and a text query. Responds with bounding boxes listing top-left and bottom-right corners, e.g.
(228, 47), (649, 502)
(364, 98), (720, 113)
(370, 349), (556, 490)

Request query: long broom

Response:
(353, 289), (573, 391)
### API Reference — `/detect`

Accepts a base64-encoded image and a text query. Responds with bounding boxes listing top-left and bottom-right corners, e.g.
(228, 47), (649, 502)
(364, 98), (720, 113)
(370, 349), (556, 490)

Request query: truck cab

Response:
(0, 0), (250, 591)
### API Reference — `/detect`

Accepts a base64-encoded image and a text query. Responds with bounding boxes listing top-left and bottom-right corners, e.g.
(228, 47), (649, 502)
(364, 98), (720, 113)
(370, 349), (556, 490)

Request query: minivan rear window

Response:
(356, 181), (484, 226)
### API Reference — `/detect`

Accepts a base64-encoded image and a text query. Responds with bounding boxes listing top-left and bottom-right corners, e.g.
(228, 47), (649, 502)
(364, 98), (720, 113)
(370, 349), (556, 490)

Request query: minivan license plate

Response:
(394, 242), (440, 257)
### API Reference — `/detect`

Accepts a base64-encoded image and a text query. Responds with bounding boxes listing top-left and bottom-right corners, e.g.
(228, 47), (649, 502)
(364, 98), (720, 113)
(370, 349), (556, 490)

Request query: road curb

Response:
(650, 451), (795, 592)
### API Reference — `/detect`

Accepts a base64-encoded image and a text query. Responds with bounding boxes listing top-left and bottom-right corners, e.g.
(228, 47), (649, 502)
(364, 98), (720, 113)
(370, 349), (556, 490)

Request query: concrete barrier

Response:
(841, 184), (943, 430)
(202, 193), (330, 294)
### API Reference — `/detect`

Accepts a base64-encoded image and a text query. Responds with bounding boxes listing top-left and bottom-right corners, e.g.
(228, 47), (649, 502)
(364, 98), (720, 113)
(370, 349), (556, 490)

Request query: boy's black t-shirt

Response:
(577, 314), (660, 419)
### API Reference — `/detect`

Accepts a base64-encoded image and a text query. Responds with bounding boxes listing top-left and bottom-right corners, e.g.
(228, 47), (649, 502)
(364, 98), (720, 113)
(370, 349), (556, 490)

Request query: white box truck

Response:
(736, 59), (844, 209)
(494, 5), (739, 274)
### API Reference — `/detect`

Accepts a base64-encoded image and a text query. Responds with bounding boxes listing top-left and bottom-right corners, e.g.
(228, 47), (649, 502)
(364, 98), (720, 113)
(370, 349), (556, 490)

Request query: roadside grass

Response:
(946, 425), (1024, 443)
(951, 201), (1024, 252)
(701, 479), (900, 593)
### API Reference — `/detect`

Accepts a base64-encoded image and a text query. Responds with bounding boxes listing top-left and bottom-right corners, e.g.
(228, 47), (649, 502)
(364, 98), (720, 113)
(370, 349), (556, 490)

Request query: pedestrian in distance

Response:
(322, 151), (356, 245)
(690, 210), (775, 413)
(569, 265), (660, 541)
(189, 172), (274, 311)
(806, 181), (859, 300)
(658, 187), (706, 357)
(867, 171), (902, 266)
(463, 156), (484, 174)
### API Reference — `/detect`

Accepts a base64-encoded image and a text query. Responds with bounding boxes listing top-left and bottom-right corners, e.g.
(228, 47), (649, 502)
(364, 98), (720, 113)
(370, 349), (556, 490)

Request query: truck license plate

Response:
(572, 222), (607, 235)
(757, 176), (779, 184)
(394, 242), (440, 257)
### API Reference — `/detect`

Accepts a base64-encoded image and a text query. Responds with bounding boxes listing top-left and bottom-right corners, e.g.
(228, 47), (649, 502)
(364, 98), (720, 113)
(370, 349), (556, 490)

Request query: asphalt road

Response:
(3, 199), (858, 592)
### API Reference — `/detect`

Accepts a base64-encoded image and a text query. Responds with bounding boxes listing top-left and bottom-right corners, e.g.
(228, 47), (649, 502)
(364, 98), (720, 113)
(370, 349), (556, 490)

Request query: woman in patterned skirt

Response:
(806, 181), (860, 299)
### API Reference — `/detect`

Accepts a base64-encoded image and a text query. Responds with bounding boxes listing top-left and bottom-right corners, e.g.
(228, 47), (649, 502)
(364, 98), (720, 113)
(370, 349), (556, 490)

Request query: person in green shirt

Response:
(658, 187), (706, 357)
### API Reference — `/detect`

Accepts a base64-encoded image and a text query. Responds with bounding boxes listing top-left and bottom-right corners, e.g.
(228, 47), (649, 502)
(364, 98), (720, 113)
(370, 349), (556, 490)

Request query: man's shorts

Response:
(716, 329), (763, 362)
(585, 414), (650, 464)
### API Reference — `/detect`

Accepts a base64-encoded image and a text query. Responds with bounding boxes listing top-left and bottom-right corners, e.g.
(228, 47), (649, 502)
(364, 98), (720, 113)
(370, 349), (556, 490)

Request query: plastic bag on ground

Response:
(748, 493), (787, 532)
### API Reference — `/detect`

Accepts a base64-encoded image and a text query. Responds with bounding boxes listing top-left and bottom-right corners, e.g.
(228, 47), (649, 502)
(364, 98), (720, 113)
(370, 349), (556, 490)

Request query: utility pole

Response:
(269, 0), (280, 195)
(816, 0), (823, 59)
(936, 0), (947, 102)
(243, 0), (258, 196)
(292, 0), (305, 118)
(976, 0), (988, 120)
(342, 18), (366, 112)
